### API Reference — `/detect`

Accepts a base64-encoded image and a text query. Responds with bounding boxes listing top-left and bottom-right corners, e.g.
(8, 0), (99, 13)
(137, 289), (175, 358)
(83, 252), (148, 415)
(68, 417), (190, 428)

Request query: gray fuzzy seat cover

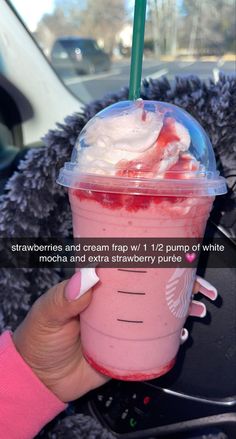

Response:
(0, 75), (235, 438)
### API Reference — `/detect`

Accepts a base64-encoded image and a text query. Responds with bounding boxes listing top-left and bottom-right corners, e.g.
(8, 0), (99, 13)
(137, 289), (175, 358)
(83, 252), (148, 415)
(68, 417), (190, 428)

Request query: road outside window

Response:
(11, 0), (236, 103)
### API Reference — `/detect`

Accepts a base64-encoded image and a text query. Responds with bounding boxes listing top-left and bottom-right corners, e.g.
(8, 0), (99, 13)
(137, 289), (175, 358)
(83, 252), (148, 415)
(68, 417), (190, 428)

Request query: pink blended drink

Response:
(58, 100), (226, 380)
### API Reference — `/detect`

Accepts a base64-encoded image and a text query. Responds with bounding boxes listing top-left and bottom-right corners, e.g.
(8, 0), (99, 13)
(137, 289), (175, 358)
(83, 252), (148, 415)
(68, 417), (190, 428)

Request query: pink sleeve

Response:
(0, 331), (67, 439)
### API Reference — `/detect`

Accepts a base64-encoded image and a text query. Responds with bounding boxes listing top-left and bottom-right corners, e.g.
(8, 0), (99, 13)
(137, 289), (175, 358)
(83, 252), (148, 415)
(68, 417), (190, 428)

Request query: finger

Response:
(193, 276), (217, 300)
(189, 300), (207, 318)
(180, 328), (189, 344)
(65, 268), (99, 301)
(36, 269), (99, 325)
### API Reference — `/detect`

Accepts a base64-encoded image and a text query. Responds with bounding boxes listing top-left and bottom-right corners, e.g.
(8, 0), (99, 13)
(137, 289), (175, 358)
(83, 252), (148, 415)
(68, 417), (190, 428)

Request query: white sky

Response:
(10, 0), (137, 32)
(11, 0), (55, 31)
(10, 0), (159, 33)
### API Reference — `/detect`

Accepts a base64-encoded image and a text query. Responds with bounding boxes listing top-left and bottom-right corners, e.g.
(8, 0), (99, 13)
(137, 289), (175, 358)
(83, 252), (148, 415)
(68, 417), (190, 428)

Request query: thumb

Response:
(37, 268), (99, 325)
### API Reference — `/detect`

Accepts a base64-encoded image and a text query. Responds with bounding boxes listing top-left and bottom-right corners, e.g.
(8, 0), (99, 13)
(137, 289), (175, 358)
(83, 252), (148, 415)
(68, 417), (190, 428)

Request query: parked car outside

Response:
(51, 37), (111, 76)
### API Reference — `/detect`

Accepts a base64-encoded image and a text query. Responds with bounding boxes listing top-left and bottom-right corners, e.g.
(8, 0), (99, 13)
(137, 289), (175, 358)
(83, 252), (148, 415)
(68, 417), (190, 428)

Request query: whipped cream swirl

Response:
(75, 102), (191, 177)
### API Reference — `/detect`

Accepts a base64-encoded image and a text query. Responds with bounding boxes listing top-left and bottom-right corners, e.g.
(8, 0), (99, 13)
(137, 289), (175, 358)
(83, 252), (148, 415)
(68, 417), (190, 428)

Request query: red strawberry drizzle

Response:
(70, 136), (198, 211)
(165, 154), (199, 179)
(142, 109), (147, 121)
(156, 117), (180, 147)
(116, 117), (180, 178)
(70, 188), (185, 211)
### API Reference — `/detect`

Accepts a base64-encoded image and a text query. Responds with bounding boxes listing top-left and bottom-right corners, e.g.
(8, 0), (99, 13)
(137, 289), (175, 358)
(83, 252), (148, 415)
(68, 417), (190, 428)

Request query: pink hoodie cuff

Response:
(0, 331), (66, 439)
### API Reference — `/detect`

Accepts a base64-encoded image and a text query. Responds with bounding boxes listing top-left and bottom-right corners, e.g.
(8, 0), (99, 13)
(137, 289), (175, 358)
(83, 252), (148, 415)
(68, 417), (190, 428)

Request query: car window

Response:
(0, 1), (81, 148)
(9, 0), (236, 106)
(53, 39), (99, 53)
(77, 40), (100, 51)
(51, 42), (69, 59)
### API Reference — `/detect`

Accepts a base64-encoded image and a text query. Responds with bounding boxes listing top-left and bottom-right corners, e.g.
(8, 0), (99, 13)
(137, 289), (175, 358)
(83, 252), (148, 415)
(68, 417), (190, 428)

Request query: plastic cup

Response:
(57, 100), (227, 380)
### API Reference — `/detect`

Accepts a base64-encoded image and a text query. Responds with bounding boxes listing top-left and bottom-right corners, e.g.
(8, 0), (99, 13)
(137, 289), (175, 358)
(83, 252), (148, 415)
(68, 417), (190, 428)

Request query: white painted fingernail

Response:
(65, 268), (99, 301)
(189, 300), (207, 318)
(180, 328), (189, 344)
(80, 268), (99, 297)
(195, 276), (218, 300)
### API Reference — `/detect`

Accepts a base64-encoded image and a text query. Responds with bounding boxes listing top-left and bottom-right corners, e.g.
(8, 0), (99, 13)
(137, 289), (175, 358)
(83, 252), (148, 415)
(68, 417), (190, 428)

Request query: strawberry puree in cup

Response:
(57, 100), (227, 380)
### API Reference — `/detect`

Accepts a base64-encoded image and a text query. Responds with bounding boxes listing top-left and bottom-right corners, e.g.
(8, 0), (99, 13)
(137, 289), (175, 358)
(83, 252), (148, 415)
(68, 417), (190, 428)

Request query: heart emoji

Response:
(185, 252), (196, 263)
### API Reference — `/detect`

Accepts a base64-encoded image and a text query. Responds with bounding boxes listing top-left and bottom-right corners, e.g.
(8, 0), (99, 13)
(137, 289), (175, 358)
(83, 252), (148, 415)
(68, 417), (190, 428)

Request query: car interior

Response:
(0, 1), (235, 438)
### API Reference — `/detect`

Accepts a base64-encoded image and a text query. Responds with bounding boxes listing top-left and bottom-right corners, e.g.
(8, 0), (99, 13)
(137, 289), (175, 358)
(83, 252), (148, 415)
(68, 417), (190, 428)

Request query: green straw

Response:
(129, 0), (147, 100)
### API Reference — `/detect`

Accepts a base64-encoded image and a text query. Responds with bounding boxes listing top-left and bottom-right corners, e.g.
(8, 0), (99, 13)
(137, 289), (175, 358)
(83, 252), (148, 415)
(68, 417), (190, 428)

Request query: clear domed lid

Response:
(57, 100), (227, 197)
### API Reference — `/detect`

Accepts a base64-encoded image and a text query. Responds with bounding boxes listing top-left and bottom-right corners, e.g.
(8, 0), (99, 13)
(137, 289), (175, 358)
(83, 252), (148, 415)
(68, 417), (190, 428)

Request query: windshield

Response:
(10, 0), (236, 105)
(57, 39), (100, 51)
